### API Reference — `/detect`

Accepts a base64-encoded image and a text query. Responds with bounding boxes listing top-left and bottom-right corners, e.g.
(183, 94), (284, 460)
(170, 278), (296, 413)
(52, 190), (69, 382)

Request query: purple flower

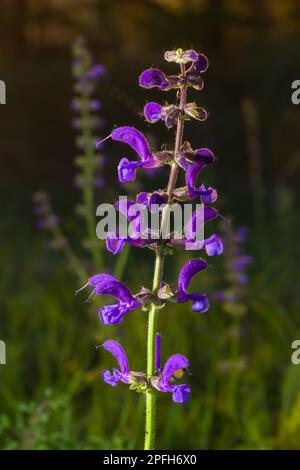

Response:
(186, 206), (218, 237)
(190, 54), (209, 74)
(77, 274), (141, 325)
(118, 158), (144, 183)
(237, 273), (249, 285)
(214, 290), (238, 303)
(102, 340), (131, 386)
(112, 126), (152, 160)
(204, 234), (223, 256)
(185, 150), (215, 200)
(111, 127), (160, 182)
(199, 184), (218, 204)
(139, 68), (168, 90)
(214, 223), (252, 304)
(35, 215), (59, 230)
(106, 233), (155, 254)
(183, 206), (219, 252)
(184, 54), (209, 90)
(105, 198), (159, 254)
(91, 99), (102, 111)
(102, 337), (191, 403)
(136, 191), (168, 212)
(144, 102), (180, 129)
(144, 102), (162, 123)
(189, 148), (215, 165)
(165, 205), (222, 255)
(106, 235), (127, 255)
(89, 64), (106, 79)
(235, 225), (248, 243)
(180, 205), (223, 253)
(232, 255), (252, 273)
(152, 344), (191, 403)
(177, 259), (209, 313)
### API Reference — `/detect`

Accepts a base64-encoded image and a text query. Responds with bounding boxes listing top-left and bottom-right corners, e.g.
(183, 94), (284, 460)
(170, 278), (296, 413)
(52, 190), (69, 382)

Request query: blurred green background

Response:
(1, 0), (300, 449)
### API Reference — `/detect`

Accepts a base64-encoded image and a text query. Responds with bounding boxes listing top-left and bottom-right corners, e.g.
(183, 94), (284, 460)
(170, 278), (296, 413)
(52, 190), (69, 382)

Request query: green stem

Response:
(144, 250), (164, 450)
(82, 123), (102, 270)
(113, 243), (130, 281)
(51, 224), (87, 282)
(144, 63), (187, 450)
(227, 317), (240, 422)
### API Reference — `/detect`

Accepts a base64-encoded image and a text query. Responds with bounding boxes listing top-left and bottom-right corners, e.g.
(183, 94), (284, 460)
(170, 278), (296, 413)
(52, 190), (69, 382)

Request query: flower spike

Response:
(81, 48), (226, 443)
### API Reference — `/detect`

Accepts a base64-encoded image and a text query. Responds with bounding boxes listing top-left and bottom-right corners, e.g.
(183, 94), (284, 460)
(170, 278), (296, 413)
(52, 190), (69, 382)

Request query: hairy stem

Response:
(144, 63), (187, 450)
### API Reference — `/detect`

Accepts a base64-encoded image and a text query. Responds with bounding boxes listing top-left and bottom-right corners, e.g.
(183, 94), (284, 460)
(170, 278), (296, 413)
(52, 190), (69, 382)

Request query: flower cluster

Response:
(72, 37), (106, 133)
(102, 335), (190, 403)
(33, 191), (60, 233)
(71, 36), (107, 193)
(79, 49), (223, 406)
(214, 223), (252, 376)
(214, 223), (252, 307)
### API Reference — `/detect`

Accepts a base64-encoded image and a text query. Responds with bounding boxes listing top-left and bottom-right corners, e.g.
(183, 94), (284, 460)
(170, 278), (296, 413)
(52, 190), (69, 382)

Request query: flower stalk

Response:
(145, 63), (187, 450)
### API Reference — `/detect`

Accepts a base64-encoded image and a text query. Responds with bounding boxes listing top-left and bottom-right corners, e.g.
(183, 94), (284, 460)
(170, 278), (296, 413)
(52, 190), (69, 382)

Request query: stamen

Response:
(75, 282), (89, 295)
(85, 289), (96, 303)
(95, 134), (112, 149)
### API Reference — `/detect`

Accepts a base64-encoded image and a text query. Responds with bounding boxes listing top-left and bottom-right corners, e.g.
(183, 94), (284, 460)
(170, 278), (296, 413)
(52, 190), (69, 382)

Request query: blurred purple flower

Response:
(89, 64), (106, 79)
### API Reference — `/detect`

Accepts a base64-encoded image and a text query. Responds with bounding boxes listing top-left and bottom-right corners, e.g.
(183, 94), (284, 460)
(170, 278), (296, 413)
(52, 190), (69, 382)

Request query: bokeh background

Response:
(1, 0), (300, 449)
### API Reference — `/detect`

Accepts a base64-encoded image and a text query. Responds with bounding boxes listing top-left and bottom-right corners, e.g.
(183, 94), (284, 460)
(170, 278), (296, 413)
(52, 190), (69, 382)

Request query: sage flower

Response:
(139, 68), (169, 90)
(144, 102), (180, 128)
(102, 340), (131, 386)
(77, 274), (141, 325)
(177, 259), (209, 313)
(111, 127), (162, 182)
(152, 335), (191, 403)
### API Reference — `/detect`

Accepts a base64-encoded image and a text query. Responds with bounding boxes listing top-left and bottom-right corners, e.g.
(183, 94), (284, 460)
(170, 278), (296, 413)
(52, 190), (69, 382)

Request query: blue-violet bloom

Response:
(139, 68), (169, 90)
(77, 274), (141, 325)
(102, 340), (131, 386)
(152, 339), (191, 403)
(177, 258), (210, 313)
